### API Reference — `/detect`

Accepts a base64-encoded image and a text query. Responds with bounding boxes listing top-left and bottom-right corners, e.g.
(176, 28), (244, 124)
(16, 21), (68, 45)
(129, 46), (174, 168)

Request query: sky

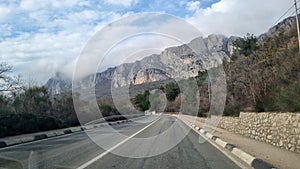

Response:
(0, 0), (295, 84)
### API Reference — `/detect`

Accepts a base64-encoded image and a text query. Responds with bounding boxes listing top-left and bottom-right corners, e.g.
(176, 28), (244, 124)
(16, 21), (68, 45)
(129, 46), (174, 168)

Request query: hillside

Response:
(46, 34), (235, 98)
(46, 15), (300, 116)
(223, 16), (300, 115)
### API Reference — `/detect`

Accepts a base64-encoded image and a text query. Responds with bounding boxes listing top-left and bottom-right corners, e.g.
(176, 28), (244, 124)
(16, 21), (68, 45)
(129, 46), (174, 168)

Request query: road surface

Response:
(0, 115), (241, 169)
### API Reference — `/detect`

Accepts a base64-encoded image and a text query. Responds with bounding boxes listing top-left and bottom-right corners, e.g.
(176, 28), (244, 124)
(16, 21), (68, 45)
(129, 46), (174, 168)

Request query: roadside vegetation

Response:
(133, 90), (151, 111)
(0, 65), (79, 138)
(224, 24), (300, 115)
(132, 18), (300, 117)
(2, 17), (299, 138)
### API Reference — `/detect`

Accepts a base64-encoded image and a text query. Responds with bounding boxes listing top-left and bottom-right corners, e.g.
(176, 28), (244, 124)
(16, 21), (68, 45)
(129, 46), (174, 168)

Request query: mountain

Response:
(259, 16), (295, 41)
(44, 14), (300, 119)
(46, 34), (237, 97)
(46, 72), (72, 97)
(116, 34), (237, 87)
(223, 15), (300, 114)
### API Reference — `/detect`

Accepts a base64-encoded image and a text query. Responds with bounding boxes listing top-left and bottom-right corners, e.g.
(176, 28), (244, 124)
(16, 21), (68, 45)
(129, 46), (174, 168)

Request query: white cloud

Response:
(0, 9), (132, 82)
(103, 0), (139, 7)
(51, 0), (80, 8)
(186, 1), (201, 12)
(20, 0), (49, 10)
(68, 10), (99, 22)
(0, 24), (12, 37)
(73, 13), (203, 79)
(0, 6), (11, 20)
(0, 31), (86, 83)
(20, 0), (79, 10)
(186, 0), (293, 36)
(0, 0), (297, 83)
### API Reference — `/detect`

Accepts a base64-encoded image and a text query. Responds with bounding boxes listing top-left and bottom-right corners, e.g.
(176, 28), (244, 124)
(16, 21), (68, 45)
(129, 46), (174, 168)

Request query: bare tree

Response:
(0, 62), (23, 92)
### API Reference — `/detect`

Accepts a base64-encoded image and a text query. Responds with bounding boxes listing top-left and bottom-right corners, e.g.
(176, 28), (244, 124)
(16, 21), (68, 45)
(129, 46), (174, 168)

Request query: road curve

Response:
(0, 115), (241, 169)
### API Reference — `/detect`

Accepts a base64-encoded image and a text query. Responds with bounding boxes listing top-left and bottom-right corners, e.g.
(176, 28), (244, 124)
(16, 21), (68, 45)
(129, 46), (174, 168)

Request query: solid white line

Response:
(178, 118), (250, 169)
(76, 116), (160, 169)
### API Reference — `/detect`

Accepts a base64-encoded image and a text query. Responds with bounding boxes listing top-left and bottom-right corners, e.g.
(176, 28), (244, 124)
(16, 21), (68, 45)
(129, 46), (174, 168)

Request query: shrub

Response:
(134, 90), (150, 111)
(223, 105), (241, 116)
(165, 83), (180, 101)
(99, 103), (117, 117)
(0, 113), (63, 138)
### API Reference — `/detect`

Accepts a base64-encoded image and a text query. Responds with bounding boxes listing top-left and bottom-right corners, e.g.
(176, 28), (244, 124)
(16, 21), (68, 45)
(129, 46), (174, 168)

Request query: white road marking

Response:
(179, 118), (249, 169)
(76, 116), (160, 169)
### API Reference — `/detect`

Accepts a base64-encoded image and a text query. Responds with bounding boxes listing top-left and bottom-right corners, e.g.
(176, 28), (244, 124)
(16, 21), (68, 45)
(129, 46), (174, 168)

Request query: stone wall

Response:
(218, 112), (300, 154)
(218, 116), (240, 133)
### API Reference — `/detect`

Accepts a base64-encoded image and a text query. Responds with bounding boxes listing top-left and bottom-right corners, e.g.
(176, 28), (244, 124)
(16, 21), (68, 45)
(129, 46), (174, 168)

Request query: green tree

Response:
(165, 83), (180, 101)
(52, 91), (79, 126)
(99, 103), (115, 117)
(0, 95), (14, 115)
(233, 33), (259, 57)
(134, 90), (150, 111)
(13, 86), (51, 115)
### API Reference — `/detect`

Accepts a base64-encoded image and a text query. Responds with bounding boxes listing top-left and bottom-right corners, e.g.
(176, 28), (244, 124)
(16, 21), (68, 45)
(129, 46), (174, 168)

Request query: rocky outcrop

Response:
(134, 68), (170, 85)
(259, 16), (296, 41)
(46, 14), (300, 95)
(111, 34), (233, 87)
(111, 54), (169, 87)
(46, 34), (234, 94)
(46, 68), (116, 96)
(46, 72), (71, 96)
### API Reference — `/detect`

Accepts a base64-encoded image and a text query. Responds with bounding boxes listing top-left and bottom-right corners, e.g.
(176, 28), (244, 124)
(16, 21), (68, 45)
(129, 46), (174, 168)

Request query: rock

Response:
(46, 35), (232, 92)
(134, 68), (170, 85)
(259, 16), (295, 41)
(291, 138), (296, 144)
(279, 140), (283, 147)
(46, 72), (72, 96)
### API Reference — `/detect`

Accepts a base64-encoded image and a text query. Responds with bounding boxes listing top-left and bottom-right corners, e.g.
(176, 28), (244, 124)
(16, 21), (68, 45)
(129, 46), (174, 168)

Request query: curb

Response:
(0, 141), (7, 148)
(63, 130), (72, 134)
(34, 134), (47, 140)
(0, 119), (133, 149)
(189, 123), (276, 169)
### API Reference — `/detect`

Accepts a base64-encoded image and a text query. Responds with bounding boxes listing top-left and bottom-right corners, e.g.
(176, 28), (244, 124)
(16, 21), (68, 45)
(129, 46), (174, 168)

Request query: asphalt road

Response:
(0, 115), (240, 169)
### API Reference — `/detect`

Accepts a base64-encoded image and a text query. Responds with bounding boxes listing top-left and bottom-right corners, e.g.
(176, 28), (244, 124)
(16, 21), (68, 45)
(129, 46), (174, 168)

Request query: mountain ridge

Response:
(46, 16), (296, 96)
(46, 34), (233, 96)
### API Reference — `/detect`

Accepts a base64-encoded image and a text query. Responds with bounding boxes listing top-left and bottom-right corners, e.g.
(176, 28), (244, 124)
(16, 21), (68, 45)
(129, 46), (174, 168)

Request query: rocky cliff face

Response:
(46, 68), (116, 96)
(259, 16), (296, 41)
(46, 73), (71, 96)
(46, 34), (234, 95)
(46, 14), (299, 96)
(111, 34), (233, 88)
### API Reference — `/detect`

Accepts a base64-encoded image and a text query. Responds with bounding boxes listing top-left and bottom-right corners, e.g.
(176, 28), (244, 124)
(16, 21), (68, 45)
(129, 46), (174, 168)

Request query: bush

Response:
(233, 33), (259, 56)
(0, 113), (63, 138)
(165, 83), (180, 101)
(255, 100), (265, 112)
(223, 105), (241, 116)
(197, 109), (206, 117)
(99, 103), (114, 117)
(164, 108), (176, 112)
(260, 83), (300, 112)
(133, 90), (150, 111)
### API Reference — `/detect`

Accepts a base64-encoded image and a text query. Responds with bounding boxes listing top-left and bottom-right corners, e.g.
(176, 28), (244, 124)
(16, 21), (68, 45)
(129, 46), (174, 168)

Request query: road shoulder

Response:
(179, 114), (300, 169)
